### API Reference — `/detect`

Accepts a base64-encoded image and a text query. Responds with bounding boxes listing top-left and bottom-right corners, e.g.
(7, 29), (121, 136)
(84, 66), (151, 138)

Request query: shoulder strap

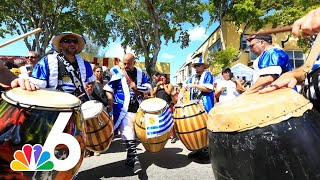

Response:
(57, 54), (84, 94)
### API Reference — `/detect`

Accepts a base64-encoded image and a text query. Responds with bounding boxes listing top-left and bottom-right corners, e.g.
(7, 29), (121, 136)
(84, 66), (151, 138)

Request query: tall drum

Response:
(135, 98), (173, 153)
(0, 88), (85, 180)
(81, 100), (114, 152)
(173, 100), (208, 151)
(208, 88), (320, 180)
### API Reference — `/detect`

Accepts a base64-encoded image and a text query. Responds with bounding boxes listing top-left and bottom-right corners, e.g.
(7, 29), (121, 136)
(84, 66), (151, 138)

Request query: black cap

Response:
(222, 67), (231, 74)
(247, 34), (272, 44)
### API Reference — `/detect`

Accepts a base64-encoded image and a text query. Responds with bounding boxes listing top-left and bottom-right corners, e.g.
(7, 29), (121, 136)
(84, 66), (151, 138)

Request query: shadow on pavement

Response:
(77, 147), (190, 179)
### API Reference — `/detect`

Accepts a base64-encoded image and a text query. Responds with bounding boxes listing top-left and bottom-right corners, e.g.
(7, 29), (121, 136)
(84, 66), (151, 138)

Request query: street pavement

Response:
(77, 136), (215, 180)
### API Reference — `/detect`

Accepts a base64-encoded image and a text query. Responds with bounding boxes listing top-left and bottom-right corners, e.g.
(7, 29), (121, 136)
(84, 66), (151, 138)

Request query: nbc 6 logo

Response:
(10, 112), (81, 171)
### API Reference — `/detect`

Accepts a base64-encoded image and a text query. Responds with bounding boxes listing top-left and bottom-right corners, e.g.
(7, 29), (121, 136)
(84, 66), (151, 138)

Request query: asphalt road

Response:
(77, 136), (215, 180)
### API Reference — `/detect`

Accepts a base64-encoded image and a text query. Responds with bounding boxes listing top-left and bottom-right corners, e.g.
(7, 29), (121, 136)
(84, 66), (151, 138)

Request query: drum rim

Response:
(1, 89), (80, 111)
(174, 99), (199, 108)
(140, 97), (167, 113)
(81, 100), (104, 120)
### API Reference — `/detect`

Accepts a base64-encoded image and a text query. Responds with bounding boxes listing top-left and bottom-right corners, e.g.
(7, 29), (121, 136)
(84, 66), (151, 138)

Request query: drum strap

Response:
(57, 54), (85, 95)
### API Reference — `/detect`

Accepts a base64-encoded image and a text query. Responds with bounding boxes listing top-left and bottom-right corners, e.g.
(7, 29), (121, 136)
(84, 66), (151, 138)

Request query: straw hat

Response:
(52, 32), (86, 54)
(191, 57), (209, 69)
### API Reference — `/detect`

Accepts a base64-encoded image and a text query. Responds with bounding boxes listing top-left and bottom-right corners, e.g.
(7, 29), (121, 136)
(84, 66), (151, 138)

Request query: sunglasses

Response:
(193, 64), (202, 67)
(61, 38), (79, 44)
(26, 56), (36, 59)
(249, 41), (262, 49)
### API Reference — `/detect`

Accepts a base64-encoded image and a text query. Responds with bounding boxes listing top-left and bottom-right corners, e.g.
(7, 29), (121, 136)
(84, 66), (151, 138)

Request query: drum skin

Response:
(173, 101), (208, 151)
(135, 109), (170, 153)
(208, 109), (320, 180)
(0, 90), (85, 180)
(84, 109), (114, 152)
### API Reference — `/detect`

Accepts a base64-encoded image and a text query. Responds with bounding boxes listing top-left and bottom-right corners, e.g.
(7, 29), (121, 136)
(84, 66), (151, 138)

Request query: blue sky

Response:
(0, 12), (218, 83)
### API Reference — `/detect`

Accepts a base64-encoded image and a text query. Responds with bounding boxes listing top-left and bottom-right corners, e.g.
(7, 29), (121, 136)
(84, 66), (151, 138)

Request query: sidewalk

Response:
(77, 136), (215, 180)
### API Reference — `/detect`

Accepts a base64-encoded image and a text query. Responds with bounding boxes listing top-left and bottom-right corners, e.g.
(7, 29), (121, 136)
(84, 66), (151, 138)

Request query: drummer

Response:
(259, 8), (320, 104)
(244, 34), (293, 94)
(28, 32), (95, 102)
(182, 57), (214, 160)
(104, 53), (151, 174)
(183, 57), (215, 113)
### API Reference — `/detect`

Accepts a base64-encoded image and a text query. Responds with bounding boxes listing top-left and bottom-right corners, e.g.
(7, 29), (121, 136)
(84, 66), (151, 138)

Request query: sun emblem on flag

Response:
(149, 117), (155, 124)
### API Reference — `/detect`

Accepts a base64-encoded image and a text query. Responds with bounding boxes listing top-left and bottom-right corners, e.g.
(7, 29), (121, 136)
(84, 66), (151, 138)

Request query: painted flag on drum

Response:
(145, 105), (174, 138)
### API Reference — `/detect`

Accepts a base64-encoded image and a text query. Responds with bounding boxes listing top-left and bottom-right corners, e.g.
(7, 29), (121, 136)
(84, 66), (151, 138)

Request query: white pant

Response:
(119, 112), (136, 140)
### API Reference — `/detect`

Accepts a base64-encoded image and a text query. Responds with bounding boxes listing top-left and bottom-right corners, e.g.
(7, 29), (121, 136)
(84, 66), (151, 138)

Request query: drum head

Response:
(208, 88), (312, 132)
(174, 99), (198, 108)
(140, 98), (167, 113)
(81, 100), (103, 119)
(1, 88), (81, 110)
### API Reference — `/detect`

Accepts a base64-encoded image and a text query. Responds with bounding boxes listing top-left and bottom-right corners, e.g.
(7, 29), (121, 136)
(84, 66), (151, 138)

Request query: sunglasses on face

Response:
(26, 56), (36, 59)
(194, 64), (202, 67)
(61, 38), (79, 44)
(249, 41), (262, 49)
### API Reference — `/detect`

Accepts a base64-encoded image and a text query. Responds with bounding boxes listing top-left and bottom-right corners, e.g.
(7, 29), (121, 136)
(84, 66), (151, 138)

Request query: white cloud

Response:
(188, 26), (206, 42)
(161, 53), (174, 60)
(104, 43), (135, 60)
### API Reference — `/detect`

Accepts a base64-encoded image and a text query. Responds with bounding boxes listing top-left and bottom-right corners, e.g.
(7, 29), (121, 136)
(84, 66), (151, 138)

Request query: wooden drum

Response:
(208, 88), (320, 180)
(0, 88), (85, 180)
(135, 98), (173, 153)
(81, 100), (113, 152)
(173, 100), (208, 151)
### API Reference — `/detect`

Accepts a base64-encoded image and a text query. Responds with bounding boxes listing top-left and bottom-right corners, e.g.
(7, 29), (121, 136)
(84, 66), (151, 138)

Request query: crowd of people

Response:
(0, 7), (320, 177)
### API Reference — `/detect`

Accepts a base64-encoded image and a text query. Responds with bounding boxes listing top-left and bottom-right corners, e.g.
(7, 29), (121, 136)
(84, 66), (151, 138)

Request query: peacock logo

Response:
(10, 144), (54, 171)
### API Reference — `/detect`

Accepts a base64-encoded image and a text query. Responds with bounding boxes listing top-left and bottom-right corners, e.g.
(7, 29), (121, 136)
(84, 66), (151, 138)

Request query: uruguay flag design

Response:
(145, 105), (174, 139)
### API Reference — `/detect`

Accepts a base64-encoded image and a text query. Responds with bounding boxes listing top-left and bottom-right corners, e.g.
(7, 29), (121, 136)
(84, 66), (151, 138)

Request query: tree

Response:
(0, 0), (109, 56)
(206, 0), (320, 56)
(76, 0), (204, 77)
(208, 47), (238, 68)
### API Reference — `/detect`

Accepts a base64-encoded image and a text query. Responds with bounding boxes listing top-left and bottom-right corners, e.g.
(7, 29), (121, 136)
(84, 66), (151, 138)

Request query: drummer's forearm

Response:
(244, 75), (276, 94)
(106, 92), (114, 112)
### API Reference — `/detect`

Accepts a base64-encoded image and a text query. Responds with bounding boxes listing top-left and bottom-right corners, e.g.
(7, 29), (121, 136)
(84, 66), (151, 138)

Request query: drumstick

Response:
(77, 93), (86, 98)
(249, 26), (292, 35)
(0, 28), (42, 48)
(300, 34), (320, 73)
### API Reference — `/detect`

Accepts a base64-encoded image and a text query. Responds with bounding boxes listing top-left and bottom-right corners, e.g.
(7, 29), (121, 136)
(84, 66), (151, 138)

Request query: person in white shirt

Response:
(215, 67), (243, 103)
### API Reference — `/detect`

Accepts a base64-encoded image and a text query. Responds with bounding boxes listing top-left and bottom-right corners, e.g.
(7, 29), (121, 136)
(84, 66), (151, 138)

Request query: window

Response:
(208, 39), (221, 53)
(285, 50), (305, 69)
(188, 65), (192, 77)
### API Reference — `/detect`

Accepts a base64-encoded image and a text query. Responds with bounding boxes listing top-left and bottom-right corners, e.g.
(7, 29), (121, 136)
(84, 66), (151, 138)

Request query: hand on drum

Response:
(292, 8), (320, 37)
(259, 71), (298, 94)
(11, 78), (39, 91)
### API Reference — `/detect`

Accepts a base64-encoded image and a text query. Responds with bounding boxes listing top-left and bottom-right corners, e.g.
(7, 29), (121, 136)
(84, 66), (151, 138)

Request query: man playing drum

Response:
(28, 32), (95, 102)
(244, 34), (293, 94)
(259, 8), (320, 108)
(182, 57), (215, 160)
(183, 57), (215, 113)
(104, 53), (151, 174)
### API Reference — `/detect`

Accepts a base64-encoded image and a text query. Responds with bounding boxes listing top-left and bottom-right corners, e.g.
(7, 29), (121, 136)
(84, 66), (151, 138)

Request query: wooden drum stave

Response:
(207, 88), (320, 180)
(0, 88), (85, 180)
(135, 98), (173, 153)
(173, 100), (208, 151)
(81, 100), (114, 152)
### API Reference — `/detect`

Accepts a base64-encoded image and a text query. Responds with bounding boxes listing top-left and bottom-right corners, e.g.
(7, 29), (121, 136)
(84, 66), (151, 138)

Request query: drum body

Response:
(208, 88), (320, 180)
(81, 100), (114, 152)
(135, 98), (172, 153)
(0, 88), (85, 180)
(173, 100), (208, 151)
